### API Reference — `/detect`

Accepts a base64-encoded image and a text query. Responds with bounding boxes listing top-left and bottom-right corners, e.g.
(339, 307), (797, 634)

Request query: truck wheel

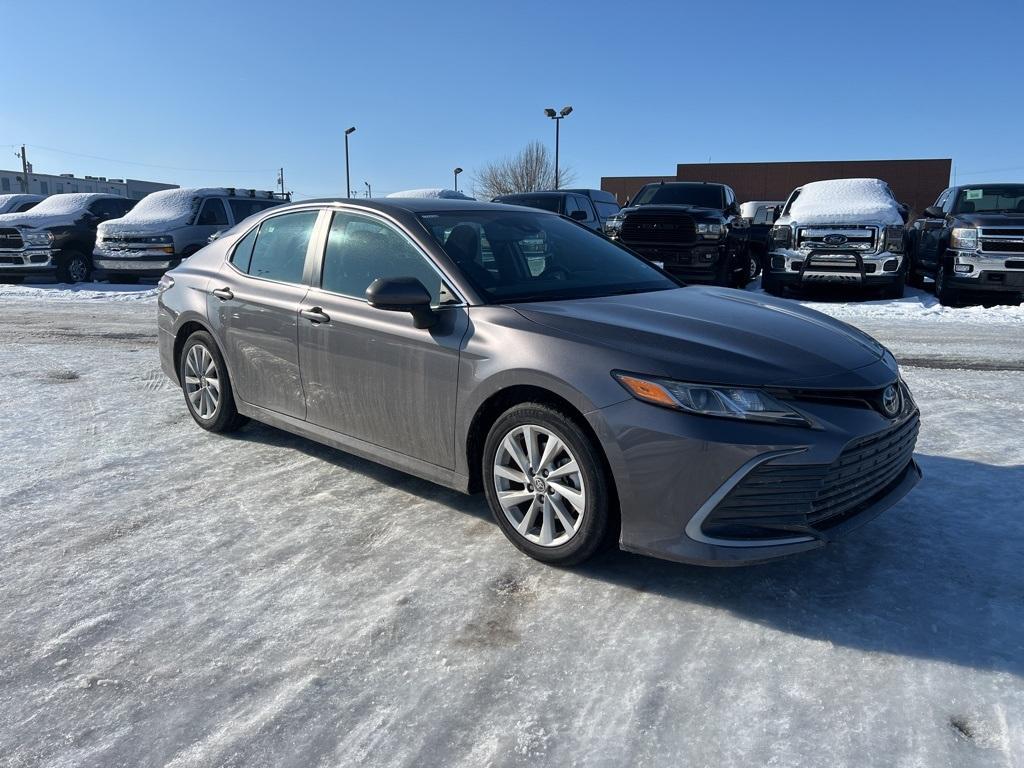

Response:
(934, 262), (959, 306)
(761, 269), (782, 295)
(0, 276), (24, 284)
(883, 275), (906, 299)
(55, 251), (92, 283)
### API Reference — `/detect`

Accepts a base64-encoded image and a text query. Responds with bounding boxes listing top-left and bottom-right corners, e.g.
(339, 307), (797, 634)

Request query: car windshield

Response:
(953, 185), (1024, 214)
(419, 209), (678, 303)
(632, 184), (724, 209)
(496, 195), (561, 213)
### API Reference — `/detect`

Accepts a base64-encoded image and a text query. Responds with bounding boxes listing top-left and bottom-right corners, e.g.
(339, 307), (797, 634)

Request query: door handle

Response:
(300, 306), (331, 324)
(212, 287), (234, 301)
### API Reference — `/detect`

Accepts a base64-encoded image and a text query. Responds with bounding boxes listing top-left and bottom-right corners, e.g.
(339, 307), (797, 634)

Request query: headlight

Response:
(22, 230), (54, 247)
(604, 215), (625, 235)
(951, 227), (978, 251)
(612, 371), (809, 426)
(884, 225), (905, 253)
(697, 223), (725, 238)
(770, 225), (792, 249)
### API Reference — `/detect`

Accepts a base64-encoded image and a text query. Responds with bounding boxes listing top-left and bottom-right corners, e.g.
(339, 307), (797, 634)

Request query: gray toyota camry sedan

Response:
(157, 198), (921, 566)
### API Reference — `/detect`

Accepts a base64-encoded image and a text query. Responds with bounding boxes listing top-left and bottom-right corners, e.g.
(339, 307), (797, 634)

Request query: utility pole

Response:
(277, 167), (285, 196)
(364, 181), (371, 198)
(17, 145), (30, 193)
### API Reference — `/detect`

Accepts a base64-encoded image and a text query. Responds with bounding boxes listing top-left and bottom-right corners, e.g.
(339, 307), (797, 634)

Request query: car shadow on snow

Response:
(580, 453), (1024, 678)
(226, 426), (1023, 677)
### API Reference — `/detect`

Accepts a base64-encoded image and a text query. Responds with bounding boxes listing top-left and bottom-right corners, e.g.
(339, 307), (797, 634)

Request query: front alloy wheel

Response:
(483, 403), (613, 565)
(184, 343), (221, 420)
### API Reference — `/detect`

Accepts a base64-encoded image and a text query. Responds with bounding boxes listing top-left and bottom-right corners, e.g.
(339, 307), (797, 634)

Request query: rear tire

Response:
(482, 403), (613, 566)
(179, 331), (247, 433)
(55, 250), (91, 283)
(934, 262), (960, 306)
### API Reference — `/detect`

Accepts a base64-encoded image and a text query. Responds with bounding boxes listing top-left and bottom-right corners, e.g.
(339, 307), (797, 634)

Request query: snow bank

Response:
(0, 283), (157, 301)
(386, 188), (474, 200)
(787, 178), (904, 226)
(0, 193), (117, 228)
(98, 188), (228, 236)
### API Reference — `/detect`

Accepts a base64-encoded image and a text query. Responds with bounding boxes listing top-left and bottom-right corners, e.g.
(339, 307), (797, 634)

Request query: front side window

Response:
(952, 185), (1024, 214)
(321, 212), (453, 305)
(236, 210), (317, 284)
(197, 198), (229, 226)
(574, 196), (596, 222)
(594, 200), (620, 219)
(421, 209), (677, 303)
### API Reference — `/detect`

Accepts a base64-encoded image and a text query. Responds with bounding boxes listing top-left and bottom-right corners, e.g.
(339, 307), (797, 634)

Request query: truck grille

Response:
(979, 227), (1024, 255)
(620, 214), (697, 244)
(0, 228), (23, 251)
(797, 226), (877, 253)
(704, 411), (919, 540)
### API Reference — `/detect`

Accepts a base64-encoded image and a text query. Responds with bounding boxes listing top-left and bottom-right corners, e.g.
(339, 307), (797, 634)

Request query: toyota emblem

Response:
(881, 384), (901, 417)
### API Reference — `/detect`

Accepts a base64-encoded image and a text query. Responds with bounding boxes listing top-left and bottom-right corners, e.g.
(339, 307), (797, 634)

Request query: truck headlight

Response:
(22, 230), (54, 247)
(612, 371), (810, 426)
(884, 225), (905, 253)
(697, 223), (725, 238)
(951, 227), (978, 251)
(603, 215), (625, 236)
(770, 225), (792, 249)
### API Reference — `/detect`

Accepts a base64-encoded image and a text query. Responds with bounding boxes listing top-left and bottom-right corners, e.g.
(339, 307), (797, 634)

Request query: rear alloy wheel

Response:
(56, 250), (91, 283)
(935, 262), (959, 306)
(179, 331), (246, 432)
(483, 404), (612, 566)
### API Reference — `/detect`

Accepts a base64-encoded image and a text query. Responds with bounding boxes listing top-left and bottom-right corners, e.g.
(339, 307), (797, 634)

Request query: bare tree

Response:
(472, 141), (576, 199)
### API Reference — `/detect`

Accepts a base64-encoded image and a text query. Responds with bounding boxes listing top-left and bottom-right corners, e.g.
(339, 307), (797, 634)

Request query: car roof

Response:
(284, 197), (557, 215)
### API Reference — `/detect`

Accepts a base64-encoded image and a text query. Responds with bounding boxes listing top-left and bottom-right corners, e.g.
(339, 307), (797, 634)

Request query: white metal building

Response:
(0, 169), (176, 200)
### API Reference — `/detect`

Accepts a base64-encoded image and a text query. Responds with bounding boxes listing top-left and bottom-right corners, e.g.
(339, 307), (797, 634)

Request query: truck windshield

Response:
(632, 184), (724, 209)
(954, 186), (1024, 214)
(495, 195), (561, 213)
(420, 209), (678, 304)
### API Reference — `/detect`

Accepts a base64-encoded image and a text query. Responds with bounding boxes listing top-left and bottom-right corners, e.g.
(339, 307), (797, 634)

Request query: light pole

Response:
(344, 126), (356, 198)
(453, 167), (463, 192)
(544, 106), (573, 189)
(364, 181), (371, 198)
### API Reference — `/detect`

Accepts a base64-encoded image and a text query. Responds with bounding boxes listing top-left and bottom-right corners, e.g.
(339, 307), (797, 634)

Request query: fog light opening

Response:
(954, 264), (973, 274)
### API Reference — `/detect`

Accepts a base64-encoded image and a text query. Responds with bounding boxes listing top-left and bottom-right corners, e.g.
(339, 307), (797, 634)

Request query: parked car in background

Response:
(741, 200), (785, 281)
(491, 191), (604, 231)
(561, 188), (621, 227)
(906, 183), (1024, 306)
(0, 193), (44, 215)
(159, 197), (919, 567)
(603, 181), (753, 287)
(0, 193), (135, 283)
(764, 178), (909, 298)
(93, 188), (288, 282)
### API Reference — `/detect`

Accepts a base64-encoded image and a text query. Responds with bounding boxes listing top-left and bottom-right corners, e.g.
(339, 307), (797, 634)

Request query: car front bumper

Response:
(616, 240), (729, 283)
(945, 249), (1024, 294)
(0, 249), (57, 274)
(588, 382), (922, 566)
(767, 249), (904, 287)
(93, 247), (181, 279)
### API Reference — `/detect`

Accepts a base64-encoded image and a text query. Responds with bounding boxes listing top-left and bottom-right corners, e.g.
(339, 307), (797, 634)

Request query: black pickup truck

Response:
(907, 183), (1024, 305)
(603, 182), (752, 287)
(0, 193), (135, 283)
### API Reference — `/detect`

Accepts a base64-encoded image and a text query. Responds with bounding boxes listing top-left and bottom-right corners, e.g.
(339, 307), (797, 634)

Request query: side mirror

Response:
(569, 209), (588, 221)
(366, 276), (436, 329)
(924, 205), (944, 218)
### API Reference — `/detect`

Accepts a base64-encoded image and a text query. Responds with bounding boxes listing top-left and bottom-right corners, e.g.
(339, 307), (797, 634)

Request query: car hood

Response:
(954, 211), (1024, 227)
(511, 287), (895, 388)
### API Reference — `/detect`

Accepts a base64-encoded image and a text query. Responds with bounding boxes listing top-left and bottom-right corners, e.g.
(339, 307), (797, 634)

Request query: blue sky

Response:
(4, 0), (1023, 199)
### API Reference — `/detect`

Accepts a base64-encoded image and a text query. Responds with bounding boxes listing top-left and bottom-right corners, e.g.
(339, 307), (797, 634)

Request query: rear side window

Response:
(197, 198), (229, 226)
(235, 211), (317, 284)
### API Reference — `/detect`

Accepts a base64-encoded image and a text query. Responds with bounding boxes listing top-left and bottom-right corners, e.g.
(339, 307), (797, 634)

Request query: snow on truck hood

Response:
(785, 178), (904, 226)
(98, 187), (227, 236)
(0, 193), (117, 229)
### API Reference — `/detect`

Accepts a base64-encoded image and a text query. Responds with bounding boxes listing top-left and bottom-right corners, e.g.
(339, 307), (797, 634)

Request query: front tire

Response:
(883, 274), (906, 299)
(55, 250), (91, 283)
(179, 331), (246, 433)
(483, 404), (613, 566)
(761, 268), (783, 296)
(934, 261), (960, 306)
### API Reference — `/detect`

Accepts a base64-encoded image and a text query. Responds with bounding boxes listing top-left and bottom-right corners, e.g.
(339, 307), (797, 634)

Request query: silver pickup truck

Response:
(763, 178), (910, 299)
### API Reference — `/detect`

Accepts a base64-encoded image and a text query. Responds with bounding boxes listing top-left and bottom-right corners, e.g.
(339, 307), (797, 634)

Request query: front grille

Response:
(0, 227), (23, 251)
(704, 411), (919, 540)
(0, 255), (25, 265)
(797, 226), (876, 252)
(980, 240), (1024, 254)
(803, 254), (860, 270)
(620, 214), (697, 244)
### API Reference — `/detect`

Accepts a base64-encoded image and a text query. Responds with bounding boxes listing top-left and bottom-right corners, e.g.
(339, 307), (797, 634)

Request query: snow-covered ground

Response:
(1, 282), (1022, 767)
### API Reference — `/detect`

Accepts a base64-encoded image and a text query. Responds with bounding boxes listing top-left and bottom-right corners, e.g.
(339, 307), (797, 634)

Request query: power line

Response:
(19, 143), (277, 174)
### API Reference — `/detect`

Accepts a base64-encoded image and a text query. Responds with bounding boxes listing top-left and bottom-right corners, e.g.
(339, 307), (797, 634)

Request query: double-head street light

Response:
(364, 181), (372, 198)
(544, 105), (573, 189)
(344, 126), (356, 198)
(453, 167), (463, 192)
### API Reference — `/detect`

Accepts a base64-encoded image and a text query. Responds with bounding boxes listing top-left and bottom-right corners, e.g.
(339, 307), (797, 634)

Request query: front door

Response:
(209, 209), (320, 419)
(297, 209), (468, 468)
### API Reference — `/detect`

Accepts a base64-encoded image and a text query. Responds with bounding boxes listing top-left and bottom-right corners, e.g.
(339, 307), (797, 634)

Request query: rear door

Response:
(297, 209), (468, 468)
(209, 208), (321, 419)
